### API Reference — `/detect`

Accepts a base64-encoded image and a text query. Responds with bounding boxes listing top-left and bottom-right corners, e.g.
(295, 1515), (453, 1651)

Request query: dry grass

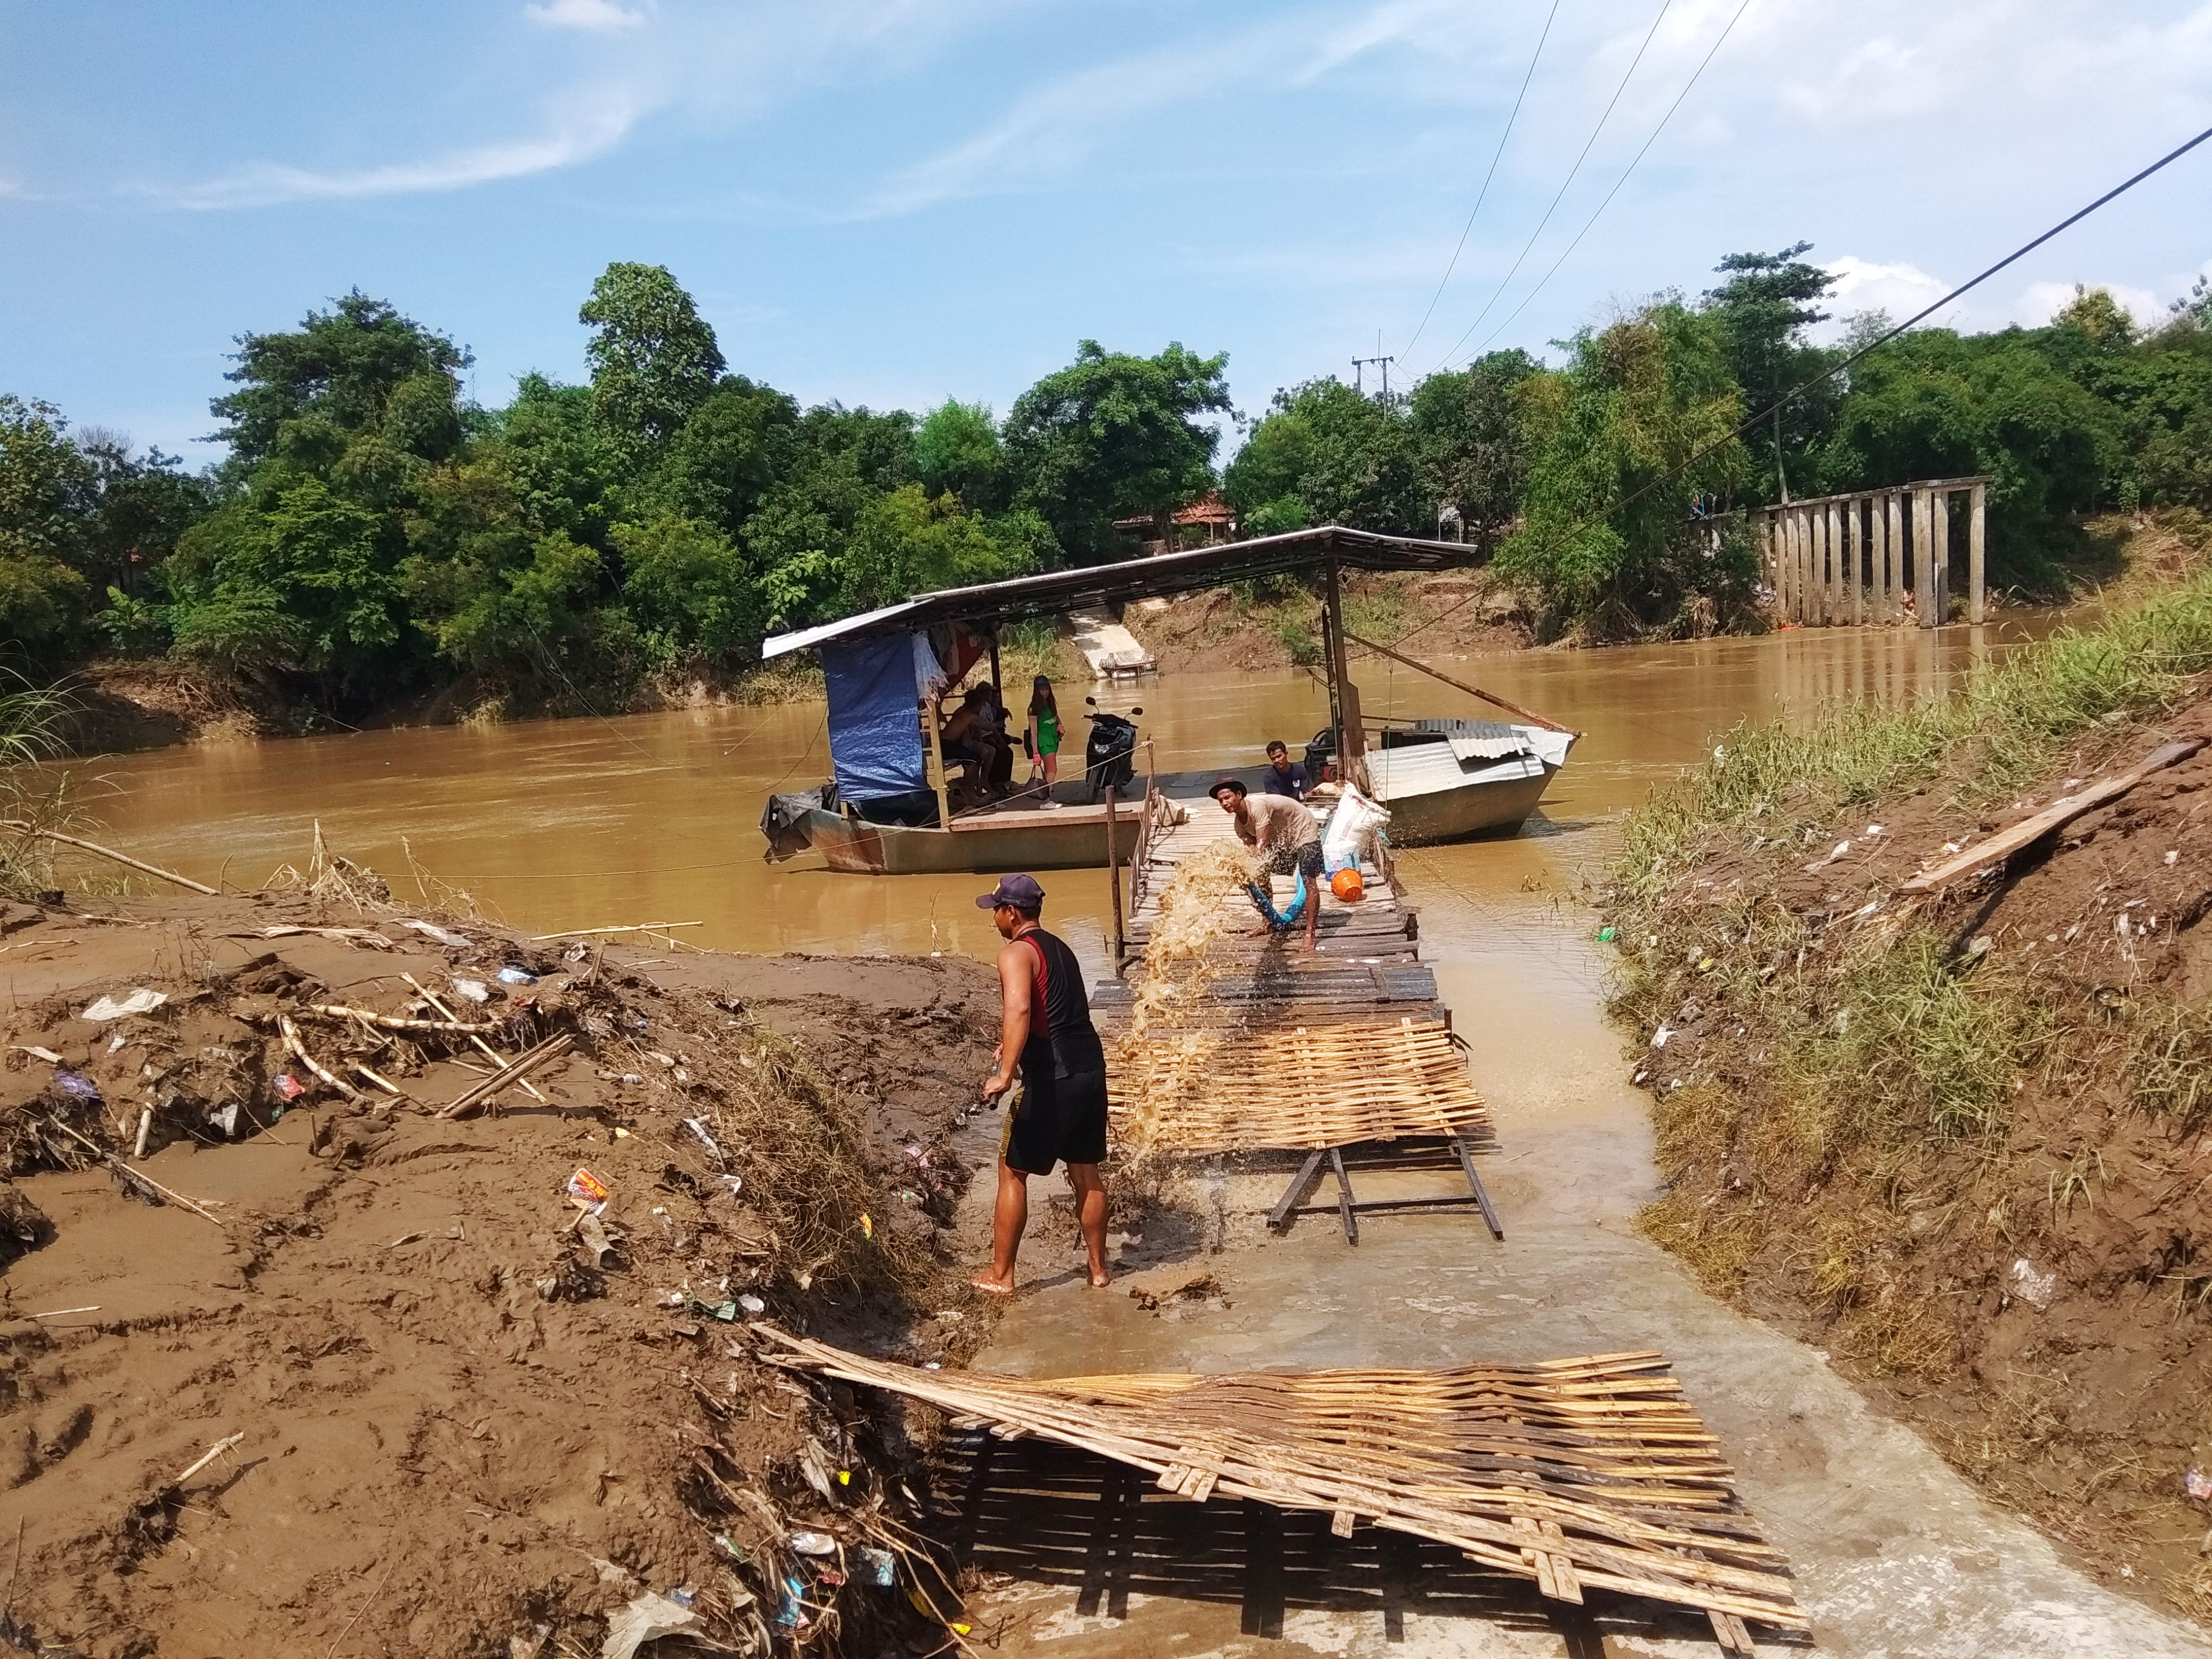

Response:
(1111, 838), (1255, 1159)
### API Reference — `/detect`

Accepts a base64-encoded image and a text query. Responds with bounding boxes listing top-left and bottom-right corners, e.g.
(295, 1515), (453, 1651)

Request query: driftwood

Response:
(403, 974), (549, 1104)
(172, 1432), (245, 1487)
(436, 1033), (574, 1120)
(528, 922), (704, 941)
(305, 1003), (497, 1035)
(0, 822), (218, 895)
(352, 1063), (406, 1097)
(758, 1327), (1806, 1633)
(241, 925), (395, 950)
(43, 1117), (225, 1225)
(1899, 738), (2206, 894)
(276, 1014), (367, 1103)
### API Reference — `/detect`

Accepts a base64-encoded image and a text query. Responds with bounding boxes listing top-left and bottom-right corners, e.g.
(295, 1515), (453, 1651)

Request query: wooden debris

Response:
(528, 922), (703, 941)
(173, 1431), (245, 1487)
(0, 822), (217, 895)
(277, 1014), (367, 1103)
(305, 1003), (497, 1034)
(352, 1063), (406, 1097)
(42, 1117), (225, 1226)
(437, 1033), (575, 1120)
(242, 925), (395, 950)
(1900, 738), (2206, 894)
(757, 1326), (1806, 1634)
(403, 974), (548, 1104)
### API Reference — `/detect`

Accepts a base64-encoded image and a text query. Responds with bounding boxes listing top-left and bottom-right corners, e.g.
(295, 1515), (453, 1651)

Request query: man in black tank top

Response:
(972, 873), (1111, 1294)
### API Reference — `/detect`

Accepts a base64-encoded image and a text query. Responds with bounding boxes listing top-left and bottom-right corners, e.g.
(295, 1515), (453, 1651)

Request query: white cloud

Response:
(526, 0), (649, 29)
(170, 93), (639, 208)
(2019, 279), (2163, 327)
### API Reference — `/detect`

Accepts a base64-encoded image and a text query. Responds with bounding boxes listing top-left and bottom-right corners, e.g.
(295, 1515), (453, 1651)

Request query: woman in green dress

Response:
(1027, 675), (1061, 803)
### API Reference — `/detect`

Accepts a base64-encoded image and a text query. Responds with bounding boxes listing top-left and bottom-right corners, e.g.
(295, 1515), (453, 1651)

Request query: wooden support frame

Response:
(1265, 1135), (1505, 1246)
(1759, 477), (1988, 629)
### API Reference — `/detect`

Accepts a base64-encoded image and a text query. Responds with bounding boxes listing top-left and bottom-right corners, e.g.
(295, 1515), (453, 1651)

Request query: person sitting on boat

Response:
(1027, 675), (1062, 805)
(941, 687), (1009, 803)
(1212, 778), (1324, 955)
(972, 873), (1111, 1296)
(1259, 739), (1313, 800)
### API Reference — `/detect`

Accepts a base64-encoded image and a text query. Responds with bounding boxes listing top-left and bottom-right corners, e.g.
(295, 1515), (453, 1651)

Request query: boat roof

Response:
(761, 524), (1481, 659)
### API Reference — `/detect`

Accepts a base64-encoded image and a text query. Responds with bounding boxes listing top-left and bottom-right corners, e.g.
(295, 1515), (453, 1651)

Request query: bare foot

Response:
(1089, 1272), (1112, 1288)
(969, 1275), (1015, 1296)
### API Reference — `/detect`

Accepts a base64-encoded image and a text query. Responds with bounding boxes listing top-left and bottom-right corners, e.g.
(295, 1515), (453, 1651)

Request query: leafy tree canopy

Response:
(580, 263), (726, 462)
(1003, 341), (1230, 564)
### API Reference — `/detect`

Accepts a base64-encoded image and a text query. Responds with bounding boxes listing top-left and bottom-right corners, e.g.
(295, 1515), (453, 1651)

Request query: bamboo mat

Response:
(1110, 1016), (1492, 1153)
(759, 1328), (1806, 1636)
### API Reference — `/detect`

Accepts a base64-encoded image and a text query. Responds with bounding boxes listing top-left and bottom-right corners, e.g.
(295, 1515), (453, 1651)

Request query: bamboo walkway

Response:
(1097, 785), (1492, 1186)
(761, 1327), (1808, 1642)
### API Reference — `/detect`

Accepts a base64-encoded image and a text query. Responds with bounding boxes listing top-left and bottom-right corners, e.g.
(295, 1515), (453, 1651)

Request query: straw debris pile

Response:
(1111, 837), (1256, 1154)
(760, 1326), (1806, 1640)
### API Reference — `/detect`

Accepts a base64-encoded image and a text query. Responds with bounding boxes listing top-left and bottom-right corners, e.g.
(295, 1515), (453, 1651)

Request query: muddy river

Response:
(80, 621), (2036, 976)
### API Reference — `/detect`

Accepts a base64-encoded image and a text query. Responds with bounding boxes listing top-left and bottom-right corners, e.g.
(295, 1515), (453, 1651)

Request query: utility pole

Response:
(1352, 354), (1395, 399)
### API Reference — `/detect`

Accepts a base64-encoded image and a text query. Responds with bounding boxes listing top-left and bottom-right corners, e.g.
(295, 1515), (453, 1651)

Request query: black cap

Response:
(976, 873), (1046, 909)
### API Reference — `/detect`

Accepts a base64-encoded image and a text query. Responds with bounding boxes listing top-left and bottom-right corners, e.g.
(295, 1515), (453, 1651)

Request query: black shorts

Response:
(1003, 1053), (1109, 1175)
(1260, 840), (1326, 882)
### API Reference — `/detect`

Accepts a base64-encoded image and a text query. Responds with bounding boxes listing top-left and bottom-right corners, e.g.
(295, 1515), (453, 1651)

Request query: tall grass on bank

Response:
(1617, 566), (2212, 912)
(0, 677), (78, 902)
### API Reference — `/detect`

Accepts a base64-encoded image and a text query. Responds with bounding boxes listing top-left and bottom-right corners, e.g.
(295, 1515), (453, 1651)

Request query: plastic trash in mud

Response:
(775, 1574), (810, 1630)
(2187, 1464), (2212, 1502)
(81, 988), (167, 1022)
(567, 1166), (611, 1211)
(860, 1213), (873, 1240)
(208, 1104), (240, 1138)
(449, 978), (491, 1004)
(738, 1293), (766, 1315)
(788, 1531), (838, 1556)
(687, 1297), (739, 1322)
(1597, 926), (1617, 942)
(51, 1069), (103, 1104)
(2009, 1258), (2060, 1311)
(601, 1588), (702, 1659)
(682, 1117), (726, 1162)
(854, 1546), (896, 1586)
(497, 967), (538, 986)
(395, 917), (472, 949)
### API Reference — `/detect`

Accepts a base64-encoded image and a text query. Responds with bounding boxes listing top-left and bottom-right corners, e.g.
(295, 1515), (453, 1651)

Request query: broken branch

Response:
(0, 822), (217, 895)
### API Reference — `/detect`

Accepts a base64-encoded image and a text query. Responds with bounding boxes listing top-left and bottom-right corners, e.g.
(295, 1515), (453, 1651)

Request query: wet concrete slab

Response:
(956, 950), (2212, 1658)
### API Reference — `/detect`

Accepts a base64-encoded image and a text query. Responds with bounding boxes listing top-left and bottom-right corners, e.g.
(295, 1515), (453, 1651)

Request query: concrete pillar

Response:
(1848, 497), (1864, 627)
(1914, 489), (1937, 629)
(1886, 492), (1904, 625)
(1969, 482), (1987, 624)
(1934, 488), (1953, 622)
(1872, 495), (1890, 622)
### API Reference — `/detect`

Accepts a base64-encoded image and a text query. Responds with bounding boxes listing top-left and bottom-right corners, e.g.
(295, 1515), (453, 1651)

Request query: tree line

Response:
(4, 248), (2210, 711)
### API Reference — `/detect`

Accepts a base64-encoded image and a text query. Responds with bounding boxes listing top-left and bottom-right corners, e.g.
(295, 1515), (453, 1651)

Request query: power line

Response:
(1398, 0), (1565, 363)
(1452, 0), (1758, 369)
(1387, 117), (2212, 648)
(1428, 0), (1676, 376)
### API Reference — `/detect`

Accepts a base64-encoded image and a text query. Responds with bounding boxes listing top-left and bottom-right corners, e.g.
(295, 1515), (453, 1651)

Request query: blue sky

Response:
(4, 0), (2210, 468)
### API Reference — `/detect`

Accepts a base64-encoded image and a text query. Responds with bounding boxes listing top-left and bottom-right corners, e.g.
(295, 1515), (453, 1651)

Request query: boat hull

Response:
(1364, 730), (1576, 845)
(798, 807), (1137, 876)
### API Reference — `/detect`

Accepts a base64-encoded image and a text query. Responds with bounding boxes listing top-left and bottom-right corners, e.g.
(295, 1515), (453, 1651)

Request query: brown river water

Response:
(77, 618), (2043, 983)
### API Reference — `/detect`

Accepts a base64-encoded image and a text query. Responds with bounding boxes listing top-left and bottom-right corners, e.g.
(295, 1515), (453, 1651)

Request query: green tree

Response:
(1409, 349), (1539, 553)
(579, 263), (726, 463)
(1223, 379), (1424, 534)
(914, 399), (1008, 511)
(840, 484), (1044, 612)
(1701, 244), (1838, 504)
(1498, 304), (1748, 637)
(209, 291), (471, 476)
(1003, 341), (1231, 563)
(643, 376), (798, 532)
(0, 396), (95, 662)
(615, 516), (761, 665)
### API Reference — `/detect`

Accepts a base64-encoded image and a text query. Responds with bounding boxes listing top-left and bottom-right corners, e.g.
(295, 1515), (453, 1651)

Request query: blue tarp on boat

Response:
(821, 634), (926, 801)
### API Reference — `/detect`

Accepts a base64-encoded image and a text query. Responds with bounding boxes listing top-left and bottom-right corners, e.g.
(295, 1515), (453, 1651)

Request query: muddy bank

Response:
(1606, 652), (2212, 1624)
(1121, 568), (1531, 674)
(0, 888), (1000, 1656)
